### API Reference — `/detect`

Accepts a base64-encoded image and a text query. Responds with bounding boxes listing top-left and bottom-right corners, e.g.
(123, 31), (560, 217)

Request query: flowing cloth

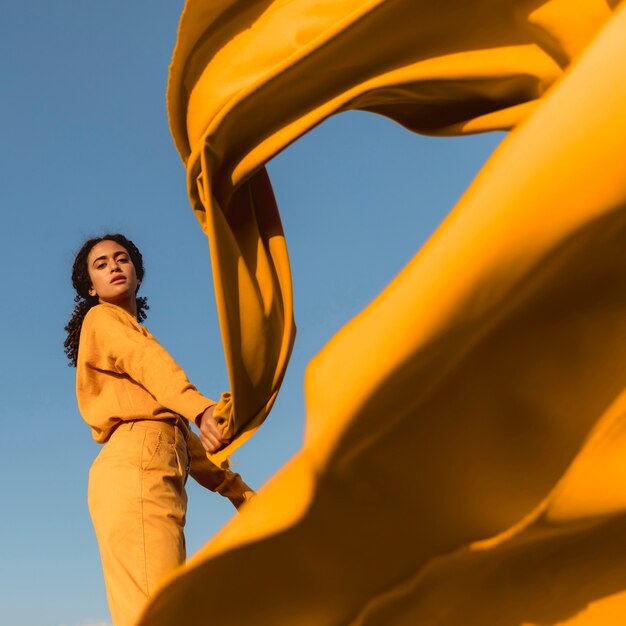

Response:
(140, 1), (626, 624)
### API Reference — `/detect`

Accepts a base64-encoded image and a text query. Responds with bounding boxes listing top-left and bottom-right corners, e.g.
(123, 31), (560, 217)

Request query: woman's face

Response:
(87, 240), (139, 307)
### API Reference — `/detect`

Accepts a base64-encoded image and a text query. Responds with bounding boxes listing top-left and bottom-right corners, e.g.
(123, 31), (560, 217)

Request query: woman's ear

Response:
(88, 286), (96, 297)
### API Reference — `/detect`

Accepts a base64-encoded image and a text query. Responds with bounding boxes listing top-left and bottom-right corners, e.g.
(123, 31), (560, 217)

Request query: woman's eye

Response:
(96, 263), (106, 269)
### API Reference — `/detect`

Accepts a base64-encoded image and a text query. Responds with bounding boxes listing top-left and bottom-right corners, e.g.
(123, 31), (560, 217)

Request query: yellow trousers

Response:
(88, 420), (189, 626)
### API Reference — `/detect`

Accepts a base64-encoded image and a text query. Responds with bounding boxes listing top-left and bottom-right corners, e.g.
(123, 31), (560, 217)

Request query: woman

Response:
(64, 233), (253, 626)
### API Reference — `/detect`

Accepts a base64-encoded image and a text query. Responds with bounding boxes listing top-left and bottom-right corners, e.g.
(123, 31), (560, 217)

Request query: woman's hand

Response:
(197, 404), (230, 453)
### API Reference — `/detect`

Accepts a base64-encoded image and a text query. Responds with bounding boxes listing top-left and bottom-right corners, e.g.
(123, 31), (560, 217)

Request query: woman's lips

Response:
(110, 276), (127, 284)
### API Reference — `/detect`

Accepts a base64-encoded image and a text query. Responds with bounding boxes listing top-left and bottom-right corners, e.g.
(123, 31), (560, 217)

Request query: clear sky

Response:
(0, 2), (502, 625)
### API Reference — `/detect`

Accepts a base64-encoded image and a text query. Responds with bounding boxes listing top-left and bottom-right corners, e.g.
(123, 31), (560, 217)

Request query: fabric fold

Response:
(141, 1), (626, 624)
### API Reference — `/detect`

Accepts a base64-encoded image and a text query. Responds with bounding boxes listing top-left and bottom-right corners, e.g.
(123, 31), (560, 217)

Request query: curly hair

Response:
(64, 233), (149, 366)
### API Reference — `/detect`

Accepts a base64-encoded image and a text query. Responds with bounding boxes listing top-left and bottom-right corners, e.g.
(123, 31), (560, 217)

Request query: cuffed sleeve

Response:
(188, 432), (255, 509)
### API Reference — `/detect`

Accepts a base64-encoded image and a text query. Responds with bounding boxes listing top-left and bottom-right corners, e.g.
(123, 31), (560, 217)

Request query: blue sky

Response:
(0, 2), (502, 625)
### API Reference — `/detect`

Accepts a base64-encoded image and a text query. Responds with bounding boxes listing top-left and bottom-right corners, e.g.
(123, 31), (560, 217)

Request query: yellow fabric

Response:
(141, 1), (626, 624)
(164, 0), (619, 463)
(88, 420), (189, 626)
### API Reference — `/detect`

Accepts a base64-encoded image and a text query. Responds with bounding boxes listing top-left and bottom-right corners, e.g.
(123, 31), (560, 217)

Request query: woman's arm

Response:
(188, 432), (255, 508)
(81, 304), (221, 431)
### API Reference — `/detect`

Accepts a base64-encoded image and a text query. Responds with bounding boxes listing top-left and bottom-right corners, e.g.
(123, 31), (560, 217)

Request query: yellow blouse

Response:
(76, 302), (213, 443)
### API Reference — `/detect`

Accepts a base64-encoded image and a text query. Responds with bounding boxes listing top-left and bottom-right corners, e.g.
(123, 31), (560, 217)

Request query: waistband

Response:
(113, 417), (190, 442)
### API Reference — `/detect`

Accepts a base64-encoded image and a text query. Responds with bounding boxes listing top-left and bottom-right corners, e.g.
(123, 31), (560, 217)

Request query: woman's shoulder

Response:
(78, 304), (155, 367)
(83, 303), (141, 331)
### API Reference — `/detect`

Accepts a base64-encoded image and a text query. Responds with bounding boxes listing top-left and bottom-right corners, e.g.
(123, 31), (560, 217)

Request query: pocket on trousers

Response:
(140, 428), (163, 472)
(174, 440), (190, 486)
